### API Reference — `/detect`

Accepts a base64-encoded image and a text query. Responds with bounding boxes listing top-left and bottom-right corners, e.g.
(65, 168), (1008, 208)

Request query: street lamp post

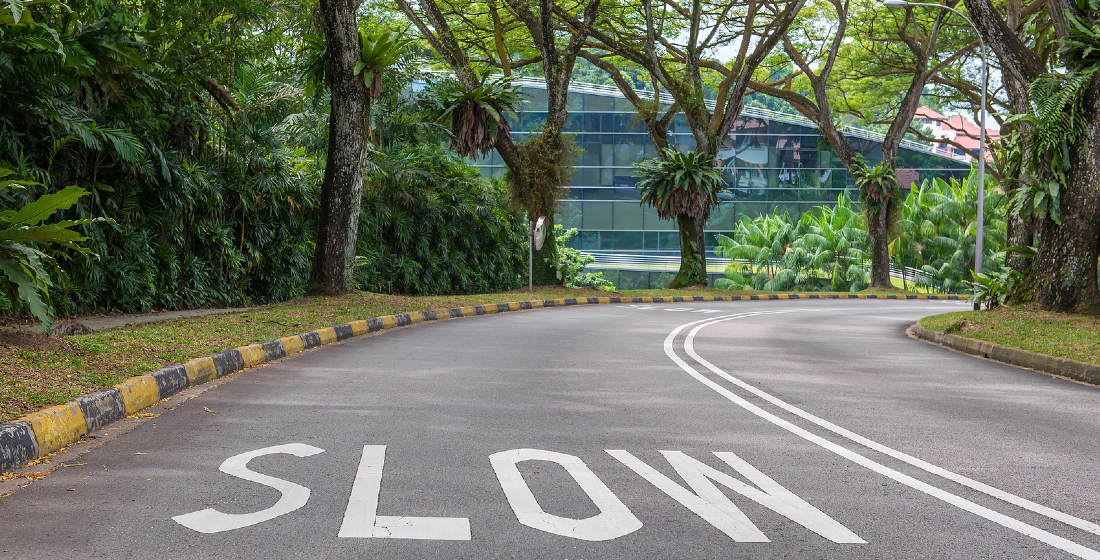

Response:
(881, 0), (987, 310)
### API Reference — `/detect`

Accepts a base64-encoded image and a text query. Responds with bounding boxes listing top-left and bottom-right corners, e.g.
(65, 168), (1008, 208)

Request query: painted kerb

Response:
(910, 324), (1100, 387)
(0, 293), (961, 473)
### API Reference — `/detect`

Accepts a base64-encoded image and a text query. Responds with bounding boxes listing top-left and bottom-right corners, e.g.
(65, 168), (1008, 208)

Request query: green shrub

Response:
(0, 167), (109, 330)
(354, 143), (525, 294)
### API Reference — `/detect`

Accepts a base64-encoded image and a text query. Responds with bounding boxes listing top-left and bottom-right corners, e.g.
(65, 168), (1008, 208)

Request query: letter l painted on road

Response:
(338, 445), (471, 540)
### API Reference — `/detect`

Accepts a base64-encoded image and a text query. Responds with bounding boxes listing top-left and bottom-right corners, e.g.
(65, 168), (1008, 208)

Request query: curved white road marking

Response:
(490, 448), (643, 541)
(173, 443), (324, 534)
(663, 306), (1100, 560)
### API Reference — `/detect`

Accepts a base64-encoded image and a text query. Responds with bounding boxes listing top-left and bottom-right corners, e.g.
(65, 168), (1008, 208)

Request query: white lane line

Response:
(683, 312), (1100, 539)
(663, 309), (1100, 560)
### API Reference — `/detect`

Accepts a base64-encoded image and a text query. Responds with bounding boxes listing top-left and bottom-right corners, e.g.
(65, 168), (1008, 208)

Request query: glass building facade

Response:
(474, 81), (971, 288)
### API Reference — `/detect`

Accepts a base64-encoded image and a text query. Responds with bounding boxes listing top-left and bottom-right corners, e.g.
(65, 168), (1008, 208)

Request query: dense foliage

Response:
(715, 197), (869, 292)
(0, 0), (321, 316)
(354, 143), (525, 294)
(353, 82), (525, 295)
(715, 169), (1007, 294)
(0, 0), (529, 322)
(0, 168), (107, 331)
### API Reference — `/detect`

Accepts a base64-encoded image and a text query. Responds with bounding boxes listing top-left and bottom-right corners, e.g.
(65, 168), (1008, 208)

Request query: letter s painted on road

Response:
(173, 443), (325, 534)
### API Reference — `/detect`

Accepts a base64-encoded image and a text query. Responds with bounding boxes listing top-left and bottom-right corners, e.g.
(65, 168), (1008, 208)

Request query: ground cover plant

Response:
(919, 306), (1100, 366)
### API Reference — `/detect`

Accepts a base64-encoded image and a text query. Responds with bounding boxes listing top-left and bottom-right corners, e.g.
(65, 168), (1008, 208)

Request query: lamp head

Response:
(881, 0), (912, 6)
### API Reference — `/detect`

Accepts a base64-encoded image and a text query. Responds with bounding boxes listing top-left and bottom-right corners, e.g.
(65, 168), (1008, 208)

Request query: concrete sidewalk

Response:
(14, 307), (260, 333)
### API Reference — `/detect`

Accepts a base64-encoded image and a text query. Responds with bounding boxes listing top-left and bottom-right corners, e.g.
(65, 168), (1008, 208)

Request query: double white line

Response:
(664, 307), (1100, 560)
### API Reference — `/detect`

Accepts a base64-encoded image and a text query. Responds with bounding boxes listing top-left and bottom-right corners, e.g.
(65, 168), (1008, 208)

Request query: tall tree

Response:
(396, 0), (600, 285)
(752, 0), (975, 287)
(309, 7), (410, 295)
(963, 0), (1100, 313)
(309, 0), (370, 294)
(575, 0), (806, 287)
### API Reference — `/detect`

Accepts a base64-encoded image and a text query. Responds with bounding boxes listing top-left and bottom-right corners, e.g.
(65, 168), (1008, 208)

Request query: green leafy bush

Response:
(1, 0), (321, 314)
(550, 226), (614, 290)
(715, 196), (868, 292)
(0, 168), (108, 330)
(354, 143), (525, 295)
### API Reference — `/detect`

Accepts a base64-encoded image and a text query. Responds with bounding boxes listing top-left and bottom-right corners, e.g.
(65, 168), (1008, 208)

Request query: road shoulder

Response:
(908, 323), (1100, 387)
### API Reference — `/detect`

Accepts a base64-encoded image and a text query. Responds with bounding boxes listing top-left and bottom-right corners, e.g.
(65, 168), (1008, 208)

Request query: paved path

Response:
(15, 307), (261, 333)
(2, 299), (1099, 559)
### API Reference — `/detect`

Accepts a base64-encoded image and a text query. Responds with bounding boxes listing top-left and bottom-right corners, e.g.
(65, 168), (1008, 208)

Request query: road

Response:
(2, 299), (1099, 559)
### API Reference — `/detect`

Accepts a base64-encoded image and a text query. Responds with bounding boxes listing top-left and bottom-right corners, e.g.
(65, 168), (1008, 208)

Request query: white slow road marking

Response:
(339, 445), (471, 540)
(664, 308), (1100, 560)
(173, 443), (324, 533)
(490, 448), (643, 541)
(608, 449), (864, 543)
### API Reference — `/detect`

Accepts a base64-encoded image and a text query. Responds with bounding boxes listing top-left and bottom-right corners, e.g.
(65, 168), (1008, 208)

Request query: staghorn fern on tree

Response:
(633, 148), (727, 288)
(422, 77), (525, 159)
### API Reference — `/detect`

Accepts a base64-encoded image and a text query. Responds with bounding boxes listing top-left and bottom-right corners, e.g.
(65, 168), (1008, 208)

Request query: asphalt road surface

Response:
(3, 299), (1100, 559)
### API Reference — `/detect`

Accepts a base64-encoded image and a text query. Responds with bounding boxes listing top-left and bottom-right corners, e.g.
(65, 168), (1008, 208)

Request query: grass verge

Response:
(2, 285), (932, 423)
(919, 305), (1100, 366)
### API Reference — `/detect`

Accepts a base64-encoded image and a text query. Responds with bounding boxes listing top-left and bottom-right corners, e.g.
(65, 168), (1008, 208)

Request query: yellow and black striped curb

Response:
(910, 324), (1100, 387)
(0, 292), (962, 473)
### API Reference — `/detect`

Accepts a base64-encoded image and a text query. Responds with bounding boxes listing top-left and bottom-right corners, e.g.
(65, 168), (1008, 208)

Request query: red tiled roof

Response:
(914, 106), (947, 121)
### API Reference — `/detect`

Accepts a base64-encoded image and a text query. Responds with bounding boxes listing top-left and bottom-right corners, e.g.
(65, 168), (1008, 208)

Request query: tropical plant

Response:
(715, 197), (868, 292)
(1001, 67), (1096, 231)
(0, 168), (109, 331)
(850, 154), (901, 288)
(1, 0), (321, 314)
(714, 209), (799, 289)
(970, 246), (1035, 309)
(902, 171), (1006, 294)
(356, 28), (414, 141)
(634, 148), (728, 288)
(796, 196), (868, 291)
(549, 225), (614, 290)
(354, 142), (525, 295)
(423, 77), (525, 159)
(356, 30), (414, 98)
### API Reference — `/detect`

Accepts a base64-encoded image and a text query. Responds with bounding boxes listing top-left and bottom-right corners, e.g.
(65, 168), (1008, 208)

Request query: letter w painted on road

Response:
(608, 450), (864, 544)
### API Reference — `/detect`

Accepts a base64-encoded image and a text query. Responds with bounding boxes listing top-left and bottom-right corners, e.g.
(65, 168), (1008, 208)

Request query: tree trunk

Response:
(1002, 70), (1035, 275)
(1031, 77), (1100, 314)
(867, 207), (891, 288)
(998, 0), (1036, 276)
(668, 214), (708, 288)
(308, 0), (367, 296)
(532, 215), (559, 286)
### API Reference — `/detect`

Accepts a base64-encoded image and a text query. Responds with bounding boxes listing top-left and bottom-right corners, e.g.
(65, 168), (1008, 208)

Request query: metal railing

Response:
(583, 252), (733, 273)
(581, 251), (939, 285)
(496, 75), (949, 158)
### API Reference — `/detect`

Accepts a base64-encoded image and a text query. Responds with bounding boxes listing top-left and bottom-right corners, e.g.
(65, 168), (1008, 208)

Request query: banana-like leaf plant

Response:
(0, 167), (111, 332)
